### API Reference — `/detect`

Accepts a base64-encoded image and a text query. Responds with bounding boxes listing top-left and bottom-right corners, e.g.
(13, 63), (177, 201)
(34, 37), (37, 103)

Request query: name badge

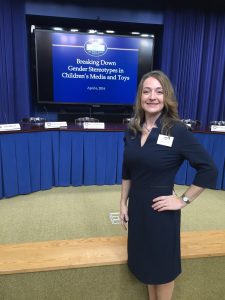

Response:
(157, 134), (174, 147)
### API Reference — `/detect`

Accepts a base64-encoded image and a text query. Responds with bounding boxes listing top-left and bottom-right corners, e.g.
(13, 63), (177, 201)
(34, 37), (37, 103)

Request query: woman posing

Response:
(120, 70), (218, 300)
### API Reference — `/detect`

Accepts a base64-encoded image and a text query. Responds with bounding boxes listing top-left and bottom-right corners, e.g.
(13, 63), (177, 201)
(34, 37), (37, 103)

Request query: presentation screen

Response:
(34, 30), (154, 106)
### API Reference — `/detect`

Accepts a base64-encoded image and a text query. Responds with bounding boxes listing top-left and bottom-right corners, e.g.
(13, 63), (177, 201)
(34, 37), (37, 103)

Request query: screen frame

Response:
(27, 15), (163, 113)
(34, 29), (154, 106)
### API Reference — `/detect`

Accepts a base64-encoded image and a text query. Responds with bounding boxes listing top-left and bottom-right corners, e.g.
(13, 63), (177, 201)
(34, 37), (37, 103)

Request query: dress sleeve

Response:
(176, 125), (218, 189)
(122, 134), (131, 180)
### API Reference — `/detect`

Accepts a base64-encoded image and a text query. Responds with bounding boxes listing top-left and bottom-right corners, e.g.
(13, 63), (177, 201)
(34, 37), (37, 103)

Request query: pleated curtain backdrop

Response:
(0, 3), (224, 127)
(161, 10), (225, 129)
(0, 0), (30, 124)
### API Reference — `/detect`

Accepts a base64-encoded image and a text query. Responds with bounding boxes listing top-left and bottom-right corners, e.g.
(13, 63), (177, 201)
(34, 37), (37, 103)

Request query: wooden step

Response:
(0, 230), (225, 275)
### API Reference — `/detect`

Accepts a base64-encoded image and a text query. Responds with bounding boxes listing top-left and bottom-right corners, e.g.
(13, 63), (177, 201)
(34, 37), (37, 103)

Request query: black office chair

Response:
(21, 117), (46, 127)
(74, 117), (99, 126)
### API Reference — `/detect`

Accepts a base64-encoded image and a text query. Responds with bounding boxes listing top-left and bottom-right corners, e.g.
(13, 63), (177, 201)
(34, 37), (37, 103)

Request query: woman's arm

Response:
(120, 179), (131, 226)
(152, 184), (205, 211)
(152, 125), (218, 212)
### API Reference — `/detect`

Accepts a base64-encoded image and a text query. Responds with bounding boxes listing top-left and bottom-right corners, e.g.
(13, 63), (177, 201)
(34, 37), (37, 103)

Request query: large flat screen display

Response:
(34, 29), (154, 106)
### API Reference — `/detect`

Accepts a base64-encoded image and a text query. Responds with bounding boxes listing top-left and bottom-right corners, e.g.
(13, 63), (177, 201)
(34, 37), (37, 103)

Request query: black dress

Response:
(122, 117), (217, 285)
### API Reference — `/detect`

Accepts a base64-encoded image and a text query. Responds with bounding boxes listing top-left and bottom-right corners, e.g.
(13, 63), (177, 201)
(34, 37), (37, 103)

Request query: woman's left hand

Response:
(152, 195), (186, 211)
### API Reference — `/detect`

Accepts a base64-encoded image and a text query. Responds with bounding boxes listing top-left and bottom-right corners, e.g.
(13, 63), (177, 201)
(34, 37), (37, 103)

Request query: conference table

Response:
(0, 124), (224, 199)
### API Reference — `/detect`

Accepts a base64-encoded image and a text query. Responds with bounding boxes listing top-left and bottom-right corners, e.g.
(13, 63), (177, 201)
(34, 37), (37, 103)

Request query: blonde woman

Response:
(120, 70), (217, 300)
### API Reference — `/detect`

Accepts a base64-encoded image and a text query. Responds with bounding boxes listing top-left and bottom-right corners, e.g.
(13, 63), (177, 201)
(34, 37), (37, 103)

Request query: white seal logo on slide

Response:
(84, 39), (107, 57)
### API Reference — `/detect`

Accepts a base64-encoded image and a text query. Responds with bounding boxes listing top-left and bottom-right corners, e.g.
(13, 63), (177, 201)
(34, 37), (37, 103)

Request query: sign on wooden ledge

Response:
(83, 122), (105, 129)
(44, 122), (67, 129)
(0, 124), (21, 131)
(211, 125), (225, 132)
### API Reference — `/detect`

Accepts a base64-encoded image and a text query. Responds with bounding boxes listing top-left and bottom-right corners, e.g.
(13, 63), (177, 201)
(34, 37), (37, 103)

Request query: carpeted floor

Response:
(0, 257), (225, 300)
(0, 185), (224, 300)
(0, 185), (224, 244)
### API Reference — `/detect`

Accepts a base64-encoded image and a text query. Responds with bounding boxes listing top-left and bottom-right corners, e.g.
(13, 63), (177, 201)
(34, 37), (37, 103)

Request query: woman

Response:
(120, 70), (218, 300)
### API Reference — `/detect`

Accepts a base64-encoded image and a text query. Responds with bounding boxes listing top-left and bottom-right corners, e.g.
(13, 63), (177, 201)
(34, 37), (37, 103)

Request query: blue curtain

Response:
(0, 0), (30, 124)
(161, 10), (225, 129)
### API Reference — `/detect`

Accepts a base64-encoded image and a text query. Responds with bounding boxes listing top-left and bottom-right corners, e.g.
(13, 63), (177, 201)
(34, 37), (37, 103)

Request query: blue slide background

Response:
(51, 33), (141, 105)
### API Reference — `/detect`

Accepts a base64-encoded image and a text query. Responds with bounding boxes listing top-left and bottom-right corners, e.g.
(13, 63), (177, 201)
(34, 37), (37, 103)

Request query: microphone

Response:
(43, 106), (49, 121)
(4, 112), (8, 124)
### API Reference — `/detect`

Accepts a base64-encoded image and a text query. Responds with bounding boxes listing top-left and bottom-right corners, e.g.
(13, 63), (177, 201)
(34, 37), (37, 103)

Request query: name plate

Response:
(211, 125), (225, 132)
(83, 122), (105, 129)
(0, 123), (21, 131)
(44, 122), (67, 129)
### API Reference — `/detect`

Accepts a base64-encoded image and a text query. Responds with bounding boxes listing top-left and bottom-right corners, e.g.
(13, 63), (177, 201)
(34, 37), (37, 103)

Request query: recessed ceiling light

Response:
(53, 27), (63, 31)
(88, 29), (97, 34)
(106, 30), (115, 34)
(31, 25), (35, 33)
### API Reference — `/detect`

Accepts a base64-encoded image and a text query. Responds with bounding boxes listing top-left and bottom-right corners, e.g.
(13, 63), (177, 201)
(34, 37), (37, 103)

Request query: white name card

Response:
(44, 122), (67, 129)
(211, 125), (225, 132)
(0, 123), (21, 131)
(157, 134), (174, 147)
(83, 122), (105, 129)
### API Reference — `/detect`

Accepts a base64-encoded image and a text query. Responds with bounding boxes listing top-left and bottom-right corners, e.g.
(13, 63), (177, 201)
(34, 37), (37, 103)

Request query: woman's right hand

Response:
(120, 202), (129, 230)
(120, 180), (131, 230)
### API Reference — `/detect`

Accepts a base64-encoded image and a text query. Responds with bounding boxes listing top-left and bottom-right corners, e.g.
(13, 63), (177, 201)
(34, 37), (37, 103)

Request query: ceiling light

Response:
(53, 27), (63, 31)
(31, 25), (35, 33)
(88, 29), (97, 34)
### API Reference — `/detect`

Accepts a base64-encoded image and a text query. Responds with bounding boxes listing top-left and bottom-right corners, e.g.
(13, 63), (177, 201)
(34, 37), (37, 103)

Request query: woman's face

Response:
(141, 76), (164, 116)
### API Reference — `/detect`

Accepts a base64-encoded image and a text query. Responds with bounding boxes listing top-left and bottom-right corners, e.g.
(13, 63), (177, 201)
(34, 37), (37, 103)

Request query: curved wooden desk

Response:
(0, 124), (224, 199)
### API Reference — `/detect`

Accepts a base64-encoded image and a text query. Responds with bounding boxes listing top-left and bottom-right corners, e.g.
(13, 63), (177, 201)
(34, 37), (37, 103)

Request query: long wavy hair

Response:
(129, 70), (180, 136)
